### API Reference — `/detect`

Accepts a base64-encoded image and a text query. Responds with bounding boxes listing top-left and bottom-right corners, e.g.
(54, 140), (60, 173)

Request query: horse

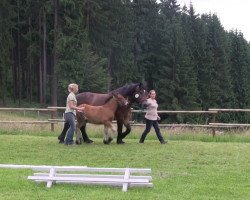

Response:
(76, 93), (129, 144)
(58, 83), (148, 144)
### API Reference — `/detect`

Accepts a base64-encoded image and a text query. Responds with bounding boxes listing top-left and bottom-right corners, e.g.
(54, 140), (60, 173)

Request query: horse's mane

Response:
(110, 83), (145, 96)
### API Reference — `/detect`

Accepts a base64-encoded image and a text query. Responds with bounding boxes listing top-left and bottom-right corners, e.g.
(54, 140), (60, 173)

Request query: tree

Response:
(131, 0), (160, 89)
(157, 0), (198, 114)
(229, 31), (249, 108)
(0, 0), (15, 105)
(55, 0), (109, 105)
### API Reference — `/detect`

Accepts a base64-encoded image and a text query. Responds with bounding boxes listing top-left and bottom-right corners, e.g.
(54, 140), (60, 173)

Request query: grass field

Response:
(0, 113), (250, 199)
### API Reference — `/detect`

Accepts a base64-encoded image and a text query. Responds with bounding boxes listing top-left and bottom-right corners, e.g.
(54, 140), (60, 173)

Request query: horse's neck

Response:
(111, 84), (137, 97)
(104, 97), (118, 111)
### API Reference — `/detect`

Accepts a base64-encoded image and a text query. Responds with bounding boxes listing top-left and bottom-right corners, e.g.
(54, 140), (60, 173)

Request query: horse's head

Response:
(112, 93), (129, 107)
(131, 83), (148, 108)
(110, 83), (148, 108)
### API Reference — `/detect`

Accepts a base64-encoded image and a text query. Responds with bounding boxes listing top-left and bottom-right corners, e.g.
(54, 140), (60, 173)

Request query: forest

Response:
(0, 0), (250, 122)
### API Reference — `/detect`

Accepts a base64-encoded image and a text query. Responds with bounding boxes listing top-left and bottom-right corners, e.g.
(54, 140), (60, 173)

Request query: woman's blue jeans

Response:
(64, 112), (76, 144)
(140, 118), (164, 142)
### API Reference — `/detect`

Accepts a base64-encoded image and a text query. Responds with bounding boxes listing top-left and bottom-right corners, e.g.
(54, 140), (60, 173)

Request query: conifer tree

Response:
(157, 0), (198, 117)
(0, 0), (15, 104)
(56, 0), (109, 102)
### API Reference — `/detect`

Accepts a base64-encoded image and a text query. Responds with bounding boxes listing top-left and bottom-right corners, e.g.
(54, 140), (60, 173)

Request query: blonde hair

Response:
(68, 83), (78, 92)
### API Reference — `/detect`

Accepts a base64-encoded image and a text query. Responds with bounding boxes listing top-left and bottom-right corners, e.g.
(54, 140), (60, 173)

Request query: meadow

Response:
(0, 112), (250, 200)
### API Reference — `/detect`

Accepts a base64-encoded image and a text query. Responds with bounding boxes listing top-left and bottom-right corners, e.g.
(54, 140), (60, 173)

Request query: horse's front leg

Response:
(76, 128), (83, 145)
(75, 122), (83, 145)
(116, 108), (132, 143)
(121, 121), (131, 139)
(103, 125), (109, 144)
(116, 119), (125, 144)
(103, 123), (114, 145)
(121, 109), (132, 139)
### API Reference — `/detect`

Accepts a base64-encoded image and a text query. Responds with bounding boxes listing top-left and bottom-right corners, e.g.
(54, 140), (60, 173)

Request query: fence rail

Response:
(209, 108), (250, 112)
(0, 107), (57, 131)
(1, 107), (250, 136)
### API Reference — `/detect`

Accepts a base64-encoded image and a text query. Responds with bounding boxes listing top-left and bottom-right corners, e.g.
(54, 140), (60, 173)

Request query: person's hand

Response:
(157, 116), (161, 120)
(77, 106), (85, 112)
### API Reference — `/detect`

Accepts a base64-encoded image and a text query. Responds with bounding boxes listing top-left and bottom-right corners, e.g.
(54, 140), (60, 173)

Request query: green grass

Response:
(0, 133), (249, 200)
(0, 112), (250, 199)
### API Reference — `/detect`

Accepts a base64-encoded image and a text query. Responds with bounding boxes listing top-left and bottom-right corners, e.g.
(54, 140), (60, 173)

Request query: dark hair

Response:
(148, 90), (156, 97)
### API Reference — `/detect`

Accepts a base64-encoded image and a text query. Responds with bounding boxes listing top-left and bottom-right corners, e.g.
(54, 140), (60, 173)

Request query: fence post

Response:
(50, 110), (55, 132)
(211, 113), (216, 137)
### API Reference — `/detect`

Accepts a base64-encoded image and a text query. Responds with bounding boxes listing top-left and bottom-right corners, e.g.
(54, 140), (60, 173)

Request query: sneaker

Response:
(139, 141), (144, 144)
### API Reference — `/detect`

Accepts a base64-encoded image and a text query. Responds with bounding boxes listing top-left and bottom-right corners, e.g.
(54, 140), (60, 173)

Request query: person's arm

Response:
(156, 101), (160, 120)
(157, 115), (161, 120)
(69, 100), (84, 112)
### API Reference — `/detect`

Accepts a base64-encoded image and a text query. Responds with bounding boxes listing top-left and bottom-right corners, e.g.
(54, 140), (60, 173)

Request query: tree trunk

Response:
(43, 7), (47, 105)
(39, 10), (43, 105)
(17, 0), (21, 106)
(0, 69), (5, 105)
(28, 16), (32, 103)
(11, 30), (16, 103)
(51, 0), (58, 106)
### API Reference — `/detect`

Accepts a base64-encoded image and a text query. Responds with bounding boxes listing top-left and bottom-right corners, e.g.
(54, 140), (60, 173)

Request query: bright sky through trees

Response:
(178, 0), (250, 42)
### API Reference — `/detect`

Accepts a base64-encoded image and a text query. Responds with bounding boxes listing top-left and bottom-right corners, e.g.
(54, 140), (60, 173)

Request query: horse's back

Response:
(81, 103), (114, 124)
(76, 92), (110, 106)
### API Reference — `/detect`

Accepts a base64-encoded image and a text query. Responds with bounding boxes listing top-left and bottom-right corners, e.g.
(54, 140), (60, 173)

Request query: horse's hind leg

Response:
(80, 124), (93, 143)
(58, 122), (70, 143)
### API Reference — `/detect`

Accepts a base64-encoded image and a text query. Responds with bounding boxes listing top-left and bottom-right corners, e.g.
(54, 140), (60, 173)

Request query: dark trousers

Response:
(64, 112), (76, 144)
(140, 119), (164, 143)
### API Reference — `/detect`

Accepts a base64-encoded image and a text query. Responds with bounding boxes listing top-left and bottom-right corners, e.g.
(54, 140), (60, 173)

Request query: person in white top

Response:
(63, 83), (84, 145)
(139, 90), (167, 144)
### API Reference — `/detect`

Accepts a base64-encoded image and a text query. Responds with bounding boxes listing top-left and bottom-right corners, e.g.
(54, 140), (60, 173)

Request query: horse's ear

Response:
(135, 83), (141, 91)
(139, 82), (147, 89)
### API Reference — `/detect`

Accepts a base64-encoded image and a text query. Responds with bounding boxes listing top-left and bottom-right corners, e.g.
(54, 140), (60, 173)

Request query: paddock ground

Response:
(0, 127), (249, 200)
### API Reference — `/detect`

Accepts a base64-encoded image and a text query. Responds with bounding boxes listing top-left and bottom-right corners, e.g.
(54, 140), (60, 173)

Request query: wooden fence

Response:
(1, 107), (250, 136)
(0, 108), (57, 131)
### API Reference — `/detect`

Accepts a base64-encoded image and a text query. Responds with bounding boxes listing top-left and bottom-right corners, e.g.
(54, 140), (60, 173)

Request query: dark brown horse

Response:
(76, 93), (128, 144)
(58, 83), (148, 144)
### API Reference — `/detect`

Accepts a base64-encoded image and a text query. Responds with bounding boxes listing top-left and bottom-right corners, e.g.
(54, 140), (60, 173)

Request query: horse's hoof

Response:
(106, 137), (113, 144)
(117, 140), (125, 144)
(84, 139), (93, 144)
(103, 139), (109, 145)
(75, 139), (82, 145)
(58, 140), (64, 144)
(121, 134), (129, 139)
